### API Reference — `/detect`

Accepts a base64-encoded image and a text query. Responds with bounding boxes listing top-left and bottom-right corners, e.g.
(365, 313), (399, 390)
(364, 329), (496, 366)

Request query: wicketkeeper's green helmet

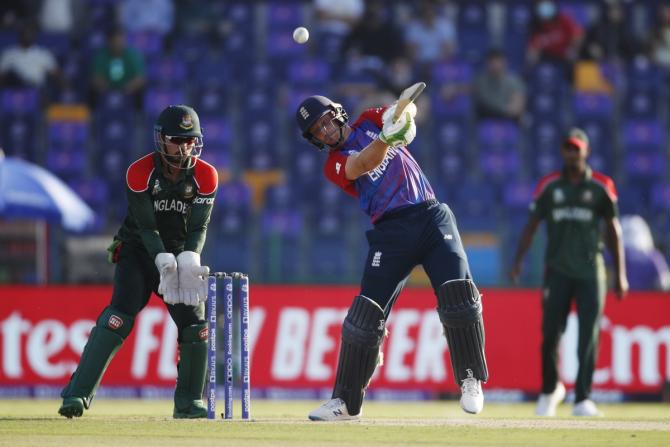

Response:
(154, 105), (203, 169)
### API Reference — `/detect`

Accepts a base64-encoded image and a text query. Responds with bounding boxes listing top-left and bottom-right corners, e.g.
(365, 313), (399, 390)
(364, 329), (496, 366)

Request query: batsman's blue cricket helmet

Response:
(296, 95), (349, 150)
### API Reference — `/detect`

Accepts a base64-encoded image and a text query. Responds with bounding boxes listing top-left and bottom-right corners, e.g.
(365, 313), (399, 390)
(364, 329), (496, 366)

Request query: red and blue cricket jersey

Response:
(323, 106), (435, 223)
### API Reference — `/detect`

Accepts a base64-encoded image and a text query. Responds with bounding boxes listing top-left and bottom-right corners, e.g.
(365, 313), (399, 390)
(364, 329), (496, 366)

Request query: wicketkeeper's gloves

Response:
(155, 253), (180, 305)
(176, 251), (210, 306)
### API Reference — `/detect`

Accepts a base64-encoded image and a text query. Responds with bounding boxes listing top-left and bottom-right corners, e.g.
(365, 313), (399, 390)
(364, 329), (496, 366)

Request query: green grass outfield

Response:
(0, 400), (669, 447)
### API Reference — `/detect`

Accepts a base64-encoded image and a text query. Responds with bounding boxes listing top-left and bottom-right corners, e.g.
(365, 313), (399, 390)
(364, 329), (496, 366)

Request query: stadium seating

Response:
(3, 1), (668, 286)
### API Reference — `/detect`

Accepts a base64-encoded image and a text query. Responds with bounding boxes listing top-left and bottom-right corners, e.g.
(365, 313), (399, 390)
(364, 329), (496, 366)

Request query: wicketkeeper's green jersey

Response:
(115, 153), (218, 258)
(530, 166), (618, 279)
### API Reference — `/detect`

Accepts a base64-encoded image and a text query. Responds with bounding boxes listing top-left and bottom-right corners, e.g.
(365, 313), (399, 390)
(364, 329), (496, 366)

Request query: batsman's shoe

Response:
(58, 397), (85, 418)
(535, 382), (566, 417)
(173, 400), (208, 419)
(308, 398), (360, 421)
(459, 377), (484, 414)
(572, 399), (603, 417)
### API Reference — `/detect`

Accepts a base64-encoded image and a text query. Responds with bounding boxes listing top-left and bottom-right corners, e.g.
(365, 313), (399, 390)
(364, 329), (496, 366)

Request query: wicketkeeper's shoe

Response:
(460, 377), (484, 414)
(535, 382), (566, 417)
(58, 396), (85, 418)
(572, 399), (603, 417)
(173, 400), (208, 419)
(308, 398), (361, 421)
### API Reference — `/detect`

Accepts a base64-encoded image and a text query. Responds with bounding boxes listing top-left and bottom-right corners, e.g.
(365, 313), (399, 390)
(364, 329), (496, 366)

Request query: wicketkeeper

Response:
(58, 105), (218, 419)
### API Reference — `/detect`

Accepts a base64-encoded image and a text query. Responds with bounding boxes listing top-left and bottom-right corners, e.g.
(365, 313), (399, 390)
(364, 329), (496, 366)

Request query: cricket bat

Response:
(391, 81), (427, 123)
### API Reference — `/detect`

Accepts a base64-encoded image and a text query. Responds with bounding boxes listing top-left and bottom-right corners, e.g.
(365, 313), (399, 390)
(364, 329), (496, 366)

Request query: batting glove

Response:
(155, 253), (180, 305)
(379, 103), (417, 148)
(176, 251), (210, 306)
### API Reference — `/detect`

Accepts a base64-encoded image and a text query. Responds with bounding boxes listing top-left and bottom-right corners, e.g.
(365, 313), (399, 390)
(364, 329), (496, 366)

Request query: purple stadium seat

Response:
(125, 32), (163, 57)
(477, 120), (520, 148)
(580, 120), (613, 154)
(200, 117), (231, 146)
(623, 88), (659, 118)
(573, 92), (613, 119)
(46, 147), (87, 178)
(147, 56), (186, 86)
(266, 3), (304, 30)
(617, 184), (648, 215)
(201, 148), (229, 172)
(261, 209), (302, 236)
(432, 61), (473, 84)
(193, 86), (228, 117)
(534, 149), (561, 177)
(99, 119), (131, 150)
(530, 92), (563, 119)
(438, 150), (466, 184)
(37, 32), (71, 58)
(529, 62), (565, 90)
(68, 178), (109, 208)
(245, 120), (275, 148)
(1, 116), (36, 160)
(266, 30), (307, 59)
(479, 147), (521, 181)
(530, 121), (561, 149)
(48, 121), (88, 145)
(435, 121), (468, 149)
(622, 119), (664, 152)
(625, 151), (667, 179)
(626, 57), (665, 91)
(2, 89), (38, 115)
(431, 93), (472, 119)
(650, 183), (670, 212)
(503, 180), (534, 209)
(286, 58), (331, 86)
(559, 2), (593, 27)
(143, 88), (186, 117)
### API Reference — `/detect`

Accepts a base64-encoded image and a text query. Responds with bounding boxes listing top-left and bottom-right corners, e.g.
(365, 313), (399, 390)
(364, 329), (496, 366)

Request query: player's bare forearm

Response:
(513, 218), (540, 265)
(344, 139), (390, 180)
(606, 217), (628, 297)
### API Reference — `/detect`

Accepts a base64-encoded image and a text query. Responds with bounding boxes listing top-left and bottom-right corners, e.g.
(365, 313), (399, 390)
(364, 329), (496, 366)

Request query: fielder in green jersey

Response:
(59, 105), (218, 419)
(510, 128), (628, 417)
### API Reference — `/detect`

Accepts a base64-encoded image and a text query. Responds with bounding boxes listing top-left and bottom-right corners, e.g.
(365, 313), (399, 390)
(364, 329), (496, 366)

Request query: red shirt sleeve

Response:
(193, 158), (218, 195)
(352, 106), (388, 130)
(126, 153), (155, 193)
(562, 14), (583, 40)
(324, 151), (358, 198)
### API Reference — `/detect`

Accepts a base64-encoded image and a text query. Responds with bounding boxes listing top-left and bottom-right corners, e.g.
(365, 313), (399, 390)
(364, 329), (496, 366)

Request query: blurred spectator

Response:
(314, 0), (364, 38)
(39, 0), (75, 33)
(621, 215), (670, 291)
(473, 49), (526, 121)
(313, 0), (364, 61)
(580, 0), (638, 63)
(405, 0), (456, 68)
(0, 3), (36, 30)
(527, 0), (583, 66)
(340, 0), (406, 66)
(648, 3), (670, 69)
(90, 27), (146, 109)
(119, 0), (174, 36)
(174, 0), (225, 39)
(0, 22), (64, 89)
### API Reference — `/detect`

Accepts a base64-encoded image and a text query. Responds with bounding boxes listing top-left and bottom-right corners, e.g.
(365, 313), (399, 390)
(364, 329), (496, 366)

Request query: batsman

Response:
(296, 87), (489, 421)
(58, 105), (218, 419)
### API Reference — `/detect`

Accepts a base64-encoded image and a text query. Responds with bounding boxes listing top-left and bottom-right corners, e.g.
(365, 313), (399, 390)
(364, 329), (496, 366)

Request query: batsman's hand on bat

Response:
(379, 102), (417, 148)
(177, 251), (210, 306)
(155, 253), (180, 305)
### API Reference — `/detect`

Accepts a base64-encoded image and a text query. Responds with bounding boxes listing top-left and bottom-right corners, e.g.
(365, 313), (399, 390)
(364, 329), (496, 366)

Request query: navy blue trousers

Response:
(360, 200), (472, 317)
